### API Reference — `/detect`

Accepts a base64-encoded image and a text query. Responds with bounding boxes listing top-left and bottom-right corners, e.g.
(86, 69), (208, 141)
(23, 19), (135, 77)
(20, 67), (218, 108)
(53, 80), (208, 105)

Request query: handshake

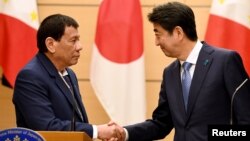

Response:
(97, 121), (126, 141)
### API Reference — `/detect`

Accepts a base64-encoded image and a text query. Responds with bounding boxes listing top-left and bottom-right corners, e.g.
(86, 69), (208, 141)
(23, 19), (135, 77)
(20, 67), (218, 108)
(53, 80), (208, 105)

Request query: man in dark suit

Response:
(12, 14), (122, 140)
(111, 2), (250, 141)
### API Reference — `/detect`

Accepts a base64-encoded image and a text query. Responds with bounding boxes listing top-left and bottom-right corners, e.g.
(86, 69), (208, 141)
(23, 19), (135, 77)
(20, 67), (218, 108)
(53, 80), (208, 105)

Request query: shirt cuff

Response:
(92, 125), (98, 139)
(124, 127), (129, 141)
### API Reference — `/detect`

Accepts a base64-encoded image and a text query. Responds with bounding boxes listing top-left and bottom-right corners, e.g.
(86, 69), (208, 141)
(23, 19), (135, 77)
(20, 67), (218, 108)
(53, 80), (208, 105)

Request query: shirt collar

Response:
(184, 40), (203, 65)
(58, 69), (68, 77)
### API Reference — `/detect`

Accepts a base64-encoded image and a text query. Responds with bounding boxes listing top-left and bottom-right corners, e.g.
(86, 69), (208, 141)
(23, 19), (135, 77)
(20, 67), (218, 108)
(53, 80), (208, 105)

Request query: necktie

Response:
(63, 75), (74, 93)
(63, 75), (83, 121)
(182, 62), (192, 111)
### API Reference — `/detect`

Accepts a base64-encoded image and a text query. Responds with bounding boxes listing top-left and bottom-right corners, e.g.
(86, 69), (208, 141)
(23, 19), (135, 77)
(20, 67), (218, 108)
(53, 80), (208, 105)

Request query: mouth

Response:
(73, 55), (80, 60)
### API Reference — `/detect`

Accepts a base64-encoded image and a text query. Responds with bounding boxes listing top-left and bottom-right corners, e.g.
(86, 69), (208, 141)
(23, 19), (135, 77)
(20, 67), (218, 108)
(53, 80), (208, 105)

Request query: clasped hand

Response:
(97, 121), (125, 141)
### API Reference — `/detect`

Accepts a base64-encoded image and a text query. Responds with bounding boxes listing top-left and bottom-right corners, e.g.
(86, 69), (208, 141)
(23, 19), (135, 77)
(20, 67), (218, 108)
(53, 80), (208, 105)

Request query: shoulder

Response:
(15, 56), (50, 88)
(202, 41), (236, 54)
(17, 57), (44, 79)
(201, 42), (240, 59)
(163, 59), (180, 74)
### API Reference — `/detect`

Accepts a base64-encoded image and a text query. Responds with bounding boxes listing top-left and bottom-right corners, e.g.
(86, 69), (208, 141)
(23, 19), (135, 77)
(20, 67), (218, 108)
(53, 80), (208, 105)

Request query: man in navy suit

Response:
(111, 2), (250, 141)
(12, 14), (122, 140)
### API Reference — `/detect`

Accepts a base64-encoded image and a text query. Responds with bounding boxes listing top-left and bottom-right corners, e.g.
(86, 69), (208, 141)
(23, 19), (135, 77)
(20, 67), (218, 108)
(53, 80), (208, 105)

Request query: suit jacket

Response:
(13, 52), (93, 137)
(125, 42), (250, 141)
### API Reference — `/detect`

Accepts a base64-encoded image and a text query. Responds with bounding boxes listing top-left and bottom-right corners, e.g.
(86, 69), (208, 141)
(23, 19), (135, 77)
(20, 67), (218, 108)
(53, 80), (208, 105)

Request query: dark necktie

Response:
(182, 62), (192, 111)
(63, 75), (83, 121)
(63, 75), (74, 94)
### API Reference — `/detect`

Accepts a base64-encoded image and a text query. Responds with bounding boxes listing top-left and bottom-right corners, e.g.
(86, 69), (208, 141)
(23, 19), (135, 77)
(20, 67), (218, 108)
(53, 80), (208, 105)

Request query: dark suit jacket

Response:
(13, 52), (93, 137)
(125, 42), (250, 141)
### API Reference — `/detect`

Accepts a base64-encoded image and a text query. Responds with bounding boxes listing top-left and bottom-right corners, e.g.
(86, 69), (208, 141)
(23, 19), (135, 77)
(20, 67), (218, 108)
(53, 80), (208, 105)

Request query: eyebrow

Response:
(71, 35), (80, 39)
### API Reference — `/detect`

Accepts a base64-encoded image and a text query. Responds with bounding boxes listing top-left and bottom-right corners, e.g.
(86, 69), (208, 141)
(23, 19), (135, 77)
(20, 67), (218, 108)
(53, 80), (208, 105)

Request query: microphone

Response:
(230, 78), (248, 125)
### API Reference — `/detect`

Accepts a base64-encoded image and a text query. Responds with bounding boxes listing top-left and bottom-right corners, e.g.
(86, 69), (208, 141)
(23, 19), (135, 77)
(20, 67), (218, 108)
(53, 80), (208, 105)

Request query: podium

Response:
(37, 131), (92, 141)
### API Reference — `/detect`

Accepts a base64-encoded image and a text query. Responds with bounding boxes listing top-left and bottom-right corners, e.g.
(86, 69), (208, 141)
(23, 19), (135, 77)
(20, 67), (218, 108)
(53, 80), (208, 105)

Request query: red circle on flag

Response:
(94, 0), (143, 64)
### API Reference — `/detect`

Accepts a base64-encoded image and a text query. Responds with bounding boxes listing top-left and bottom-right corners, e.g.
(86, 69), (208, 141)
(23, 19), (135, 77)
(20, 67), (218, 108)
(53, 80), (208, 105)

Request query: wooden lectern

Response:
(37, 131), (92, 141)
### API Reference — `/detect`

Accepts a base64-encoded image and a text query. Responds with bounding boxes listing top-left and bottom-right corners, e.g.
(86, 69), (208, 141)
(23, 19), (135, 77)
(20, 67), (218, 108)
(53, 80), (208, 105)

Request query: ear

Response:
(173, 26), (184, 40)
(45, 37), (56, 53)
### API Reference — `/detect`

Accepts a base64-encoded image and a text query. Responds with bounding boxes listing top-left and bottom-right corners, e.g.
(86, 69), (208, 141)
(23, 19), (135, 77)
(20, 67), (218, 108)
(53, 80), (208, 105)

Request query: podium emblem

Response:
(0, 127), (45, 141)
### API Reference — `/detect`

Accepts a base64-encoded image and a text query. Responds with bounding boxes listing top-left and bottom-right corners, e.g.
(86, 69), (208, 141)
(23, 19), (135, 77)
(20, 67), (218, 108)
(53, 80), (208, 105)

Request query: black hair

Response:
(37, 14), (79, 52)
(148, 2), (198, 41)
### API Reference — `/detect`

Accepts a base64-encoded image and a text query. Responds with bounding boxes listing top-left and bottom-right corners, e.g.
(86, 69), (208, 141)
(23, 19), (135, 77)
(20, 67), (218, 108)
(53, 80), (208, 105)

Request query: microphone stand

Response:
(230, 78), (248, 125)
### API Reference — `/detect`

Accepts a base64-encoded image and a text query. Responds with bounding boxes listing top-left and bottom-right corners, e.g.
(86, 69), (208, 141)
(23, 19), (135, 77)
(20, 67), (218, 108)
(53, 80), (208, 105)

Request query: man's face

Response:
(153, 23), (179, 58)
(53, 26), (82, 68)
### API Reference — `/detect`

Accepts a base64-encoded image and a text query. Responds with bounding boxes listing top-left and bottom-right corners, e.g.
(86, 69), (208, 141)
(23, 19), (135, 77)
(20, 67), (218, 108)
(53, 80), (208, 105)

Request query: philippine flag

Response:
(0, 0), (39, 87)
(90, 0), (146, 125)
(205, 0), (250, 75)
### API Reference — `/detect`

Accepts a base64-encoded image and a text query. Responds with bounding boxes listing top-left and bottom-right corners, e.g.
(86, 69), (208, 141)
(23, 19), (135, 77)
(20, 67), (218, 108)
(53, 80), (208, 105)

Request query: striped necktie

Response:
(182, 62), (192, 111)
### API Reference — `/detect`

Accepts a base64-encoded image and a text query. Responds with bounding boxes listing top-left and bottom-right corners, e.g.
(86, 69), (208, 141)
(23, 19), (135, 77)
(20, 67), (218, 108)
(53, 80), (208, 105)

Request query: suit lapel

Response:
(67, 70), (89, 123)
(186, 44), (214, 119)
(170, 61), (187, 117)
(55, 75), (76, 111)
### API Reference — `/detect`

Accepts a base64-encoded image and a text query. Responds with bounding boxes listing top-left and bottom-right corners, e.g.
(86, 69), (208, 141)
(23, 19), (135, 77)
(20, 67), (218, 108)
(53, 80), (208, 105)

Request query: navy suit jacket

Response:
(125, 42), (250, 141)
(13, 52), (93, 137)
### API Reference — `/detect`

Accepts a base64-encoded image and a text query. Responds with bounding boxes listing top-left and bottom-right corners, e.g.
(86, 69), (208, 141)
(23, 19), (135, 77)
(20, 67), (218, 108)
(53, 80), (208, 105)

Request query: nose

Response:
(76, 41), (83, 51)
